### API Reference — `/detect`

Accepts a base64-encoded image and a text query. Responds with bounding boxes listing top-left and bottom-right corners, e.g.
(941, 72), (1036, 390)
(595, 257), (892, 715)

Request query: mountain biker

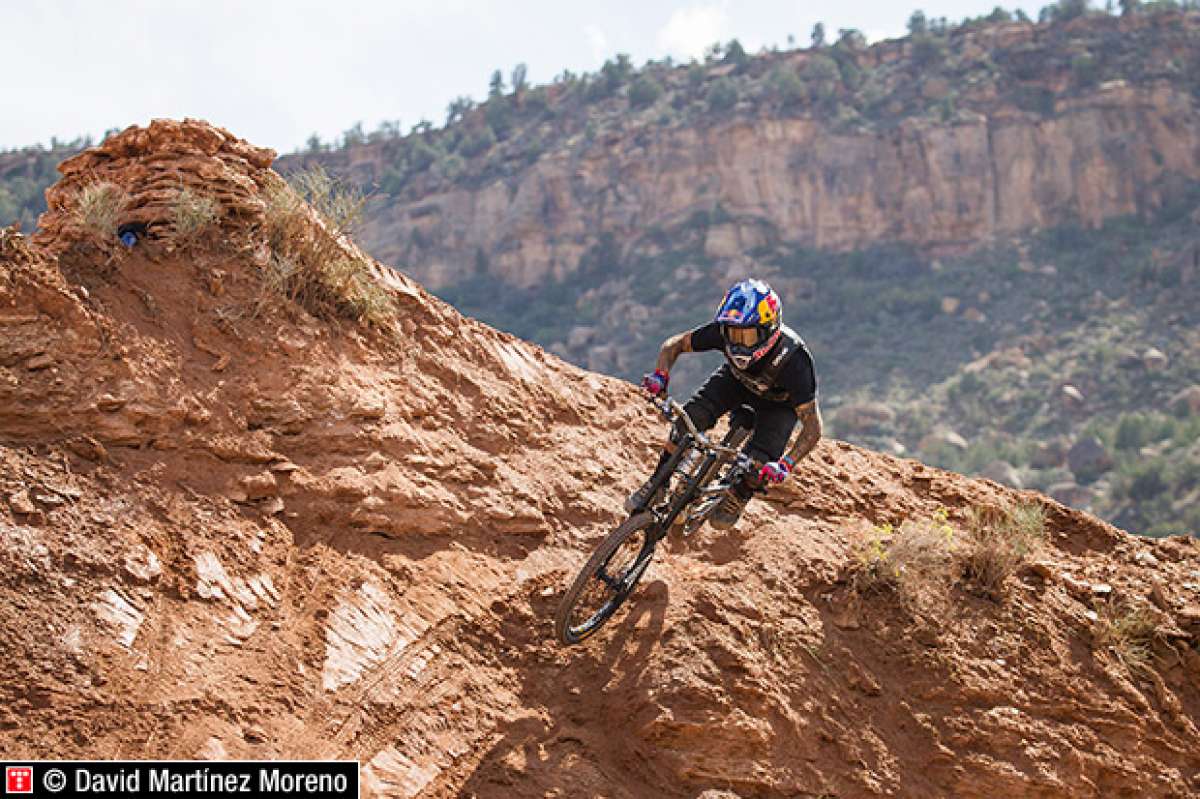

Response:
(627, 278), (823, 529)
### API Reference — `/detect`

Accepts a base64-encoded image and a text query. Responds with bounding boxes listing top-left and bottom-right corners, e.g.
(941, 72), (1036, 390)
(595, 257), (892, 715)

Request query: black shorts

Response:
(681, 364), (797, 464)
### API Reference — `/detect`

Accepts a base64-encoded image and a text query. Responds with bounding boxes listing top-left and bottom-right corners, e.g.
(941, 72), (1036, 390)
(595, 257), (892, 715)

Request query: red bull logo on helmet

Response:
(719, 307), (744, 322)
(756, 293), (779, 325)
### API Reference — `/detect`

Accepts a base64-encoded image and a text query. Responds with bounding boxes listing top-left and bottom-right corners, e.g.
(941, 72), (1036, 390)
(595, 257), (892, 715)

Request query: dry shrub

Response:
(260, 167), (392, 326)
(172, 187), (220, 245)
(288, 166), (366, 233)
(852, 508), (957, 604)
(75, 182), (128, 240)
(960, 502), (1046, 598)
(1093, 601), (1159, 676)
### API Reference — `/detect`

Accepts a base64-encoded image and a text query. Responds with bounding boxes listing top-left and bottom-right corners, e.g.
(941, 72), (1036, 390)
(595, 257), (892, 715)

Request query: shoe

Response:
(625, 477), (664, 514)
(709, 485), (752, 530)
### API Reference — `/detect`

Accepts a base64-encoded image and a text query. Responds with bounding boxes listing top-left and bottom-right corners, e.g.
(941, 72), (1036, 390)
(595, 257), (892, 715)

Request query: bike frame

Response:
(640, 396), (750, 543)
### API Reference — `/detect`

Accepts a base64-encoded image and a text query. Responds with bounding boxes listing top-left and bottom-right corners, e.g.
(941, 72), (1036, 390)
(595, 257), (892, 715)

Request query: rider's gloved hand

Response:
(641, 369), (669, 397)
(759, 456), (795, 485)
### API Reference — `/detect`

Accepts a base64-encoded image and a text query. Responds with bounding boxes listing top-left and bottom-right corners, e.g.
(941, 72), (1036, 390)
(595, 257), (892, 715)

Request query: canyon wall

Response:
(354, 81), (1199, 290)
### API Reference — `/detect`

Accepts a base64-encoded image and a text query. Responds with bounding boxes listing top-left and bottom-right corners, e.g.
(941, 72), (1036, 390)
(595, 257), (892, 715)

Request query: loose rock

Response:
(1168, 385), (1200, 417)
(1061, 385), (1085, 407)
(980, 460), (1023, 489)
(9, 489), (37, 515)
(919, 429), (969, 453)
(1067, 436), (1113, 483)
(1142, 347), (1168, 371)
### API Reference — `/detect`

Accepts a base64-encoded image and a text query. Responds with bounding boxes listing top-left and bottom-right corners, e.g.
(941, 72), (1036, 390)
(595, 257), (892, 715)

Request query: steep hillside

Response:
(2, 120), (1200, 797)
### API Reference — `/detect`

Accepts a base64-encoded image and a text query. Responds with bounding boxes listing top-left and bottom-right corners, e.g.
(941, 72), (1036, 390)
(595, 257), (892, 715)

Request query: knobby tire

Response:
(555, 512), (657, 645)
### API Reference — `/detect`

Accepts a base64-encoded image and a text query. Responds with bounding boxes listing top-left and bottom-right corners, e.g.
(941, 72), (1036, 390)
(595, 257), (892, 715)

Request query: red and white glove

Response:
(759, 456), (795, 485)
(641, 369), (669, 397)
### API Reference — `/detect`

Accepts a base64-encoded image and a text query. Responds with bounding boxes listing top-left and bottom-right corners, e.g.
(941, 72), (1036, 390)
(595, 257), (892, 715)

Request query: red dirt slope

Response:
(1, 120), (1198, 798)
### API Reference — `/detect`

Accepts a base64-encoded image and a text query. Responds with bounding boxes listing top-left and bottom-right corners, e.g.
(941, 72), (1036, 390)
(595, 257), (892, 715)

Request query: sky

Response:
(4, 0), (1052, 154)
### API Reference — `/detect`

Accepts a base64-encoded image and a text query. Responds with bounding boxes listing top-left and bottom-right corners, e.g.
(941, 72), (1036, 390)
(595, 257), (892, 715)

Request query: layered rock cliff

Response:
(3, 121), (1200, 797)
(279, 12), (1200, 291)
(368, 80), (1200, 290)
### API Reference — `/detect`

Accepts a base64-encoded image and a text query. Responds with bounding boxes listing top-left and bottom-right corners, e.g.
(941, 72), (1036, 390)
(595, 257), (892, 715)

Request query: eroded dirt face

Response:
(2, 122), (1198, 798)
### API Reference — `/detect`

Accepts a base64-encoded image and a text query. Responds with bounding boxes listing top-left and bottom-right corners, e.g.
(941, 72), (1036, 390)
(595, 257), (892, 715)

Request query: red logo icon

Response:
(6, 767), (33, 794)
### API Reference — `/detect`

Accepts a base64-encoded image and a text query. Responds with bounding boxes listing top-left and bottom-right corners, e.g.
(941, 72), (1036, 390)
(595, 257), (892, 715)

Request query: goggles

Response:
(724, 325), (762, 347)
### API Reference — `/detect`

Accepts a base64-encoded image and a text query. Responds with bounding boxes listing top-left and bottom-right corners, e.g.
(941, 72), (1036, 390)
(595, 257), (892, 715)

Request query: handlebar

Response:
(646, 394), (746, 461)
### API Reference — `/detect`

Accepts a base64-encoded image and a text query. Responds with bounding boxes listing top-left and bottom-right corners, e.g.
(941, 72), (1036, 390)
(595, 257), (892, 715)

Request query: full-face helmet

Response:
(714, 278), (783, 370)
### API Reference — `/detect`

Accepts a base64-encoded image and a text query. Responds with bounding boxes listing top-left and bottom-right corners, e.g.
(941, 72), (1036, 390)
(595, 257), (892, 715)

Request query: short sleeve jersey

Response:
(690, 321), (818, 407)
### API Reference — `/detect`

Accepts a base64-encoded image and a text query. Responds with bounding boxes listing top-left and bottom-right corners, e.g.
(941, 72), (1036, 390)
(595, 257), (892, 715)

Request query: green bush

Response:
(802, 55), (841, 102)
(484, 97), (515, 139)
(1013, 85), (1056, 115)
(1124, 460), (1168, 502)
(1041, 0), (1092, 22)
(685, 209), (711, 229)
(379, 166), (406, 196)
(0, 141), (88, 229)
(628, 76), (664, 109)
(409, 139), (441, 173)
(705, 77), (739, 111)
(1114, 412), (1172, 451)
(723, 39), (749, 68)
(1071, 53), (1100, 87)
(835, 56), (864, 92)
(458, 125), (497, 157)
(0, 185), (18, 226)
(589, 55), (634, 99)
(768, 66), (806, 106)
(524, 86), (550, 115)
(912, 34), (946, 67)
(435, 153), (466, 181)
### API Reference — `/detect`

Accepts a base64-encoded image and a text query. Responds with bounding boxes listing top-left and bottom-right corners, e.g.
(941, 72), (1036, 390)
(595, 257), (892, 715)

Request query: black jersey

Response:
(690, 322), (817, 406)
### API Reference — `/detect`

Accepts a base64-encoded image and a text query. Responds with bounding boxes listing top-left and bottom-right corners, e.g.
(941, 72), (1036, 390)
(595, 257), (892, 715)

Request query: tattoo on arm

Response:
(654, 332), (692, 375)
(785, 400), (823, 464)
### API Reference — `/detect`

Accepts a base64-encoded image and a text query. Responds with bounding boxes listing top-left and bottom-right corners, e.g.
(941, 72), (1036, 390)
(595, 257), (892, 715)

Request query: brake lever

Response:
(645, 393), (671, 420)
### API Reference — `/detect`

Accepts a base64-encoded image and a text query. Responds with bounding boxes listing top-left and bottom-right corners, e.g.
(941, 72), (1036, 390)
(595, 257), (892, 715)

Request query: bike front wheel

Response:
(555, 512), (659, 645)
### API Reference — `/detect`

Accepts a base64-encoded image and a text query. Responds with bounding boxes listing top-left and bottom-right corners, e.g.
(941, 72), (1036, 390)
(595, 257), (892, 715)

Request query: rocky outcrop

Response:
(358, 81), (1199, 290)
(33, 119), (277, 258)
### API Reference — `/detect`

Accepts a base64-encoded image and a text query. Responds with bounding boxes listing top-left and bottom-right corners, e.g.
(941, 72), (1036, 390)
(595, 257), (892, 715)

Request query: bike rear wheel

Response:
(555, 512), (659, 645)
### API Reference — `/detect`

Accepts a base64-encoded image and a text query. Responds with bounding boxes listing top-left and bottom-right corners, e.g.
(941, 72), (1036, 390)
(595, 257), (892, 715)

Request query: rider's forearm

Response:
(654, 332), (693, 375)
(784, 401), (823, 465)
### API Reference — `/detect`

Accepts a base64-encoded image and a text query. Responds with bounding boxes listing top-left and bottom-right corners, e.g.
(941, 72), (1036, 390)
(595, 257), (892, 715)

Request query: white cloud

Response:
(863, 27), (907, 45)
(656, 4), (730, 61)
(584, 24), (609, 65)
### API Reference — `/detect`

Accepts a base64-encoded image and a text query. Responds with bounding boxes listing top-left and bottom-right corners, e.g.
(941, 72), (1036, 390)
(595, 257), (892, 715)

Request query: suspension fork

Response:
(645, 433), (694, 497)
(651, 449), (721, 542)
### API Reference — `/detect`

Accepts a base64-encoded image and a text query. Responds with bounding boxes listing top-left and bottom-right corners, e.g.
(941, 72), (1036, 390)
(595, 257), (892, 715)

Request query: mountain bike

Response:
(554, 395), (758, 645)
